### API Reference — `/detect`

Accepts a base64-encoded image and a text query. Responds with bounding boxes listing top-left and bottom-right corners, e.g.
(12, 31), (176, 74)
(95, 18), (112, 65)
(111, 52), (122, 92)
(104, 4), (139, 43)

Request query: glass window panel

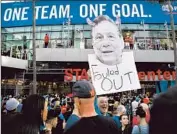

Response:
(1, 42), (6, 51)
(85, 39), (93, 49)
(62, 25), (73, 31)
(148, 24), (160, 30)
(122, 24), (139, 30)
(36, 32), (41, 40)
(41, 26), (51, 31)
(74, 25), (84, 31)
(24, 26), (32, 32)
(36, 26), (42, 32)
(62, 31), (72, 38)
(13, 33), (24, 40)
(84, 25), (91, 30)
(2, 34), (7, 41)
(3, 28), (14, 33)
(4, 33), (15, 40)
(36, 40), (45, 48)
(14, 27), (25, 32)
(23, 33), (32, 39)
(40, 32), (47, 40)
(74, 39), (80, 48)
(3, 41), (13, 50)
(50, 32), (62, 39)
(51, 25), (62, 31)
(25, 40), (32, 49)
(74, 31), (81, 39)
(83, 31), (91, 38)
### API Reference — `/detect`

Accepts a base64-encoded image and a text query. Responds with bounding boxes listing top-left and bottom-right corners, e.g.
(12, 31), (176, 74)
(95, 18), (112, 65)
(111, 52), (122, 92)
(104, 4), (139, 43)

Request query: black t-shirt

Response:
(64, 115), (120, 134)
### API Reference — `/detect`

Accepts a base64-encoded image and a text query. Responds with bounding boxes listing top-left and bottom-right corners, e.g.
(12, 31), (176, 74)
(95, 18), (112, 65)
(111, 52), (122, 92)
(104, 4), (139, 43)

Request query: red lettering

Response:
(73, 69), (81, 80)
(163, 71), (171, 80)
(147, 71), (155, 81)
(80, 69), (88, 80)
(156, 69), (163, 80)
(64, 69), (73, 81)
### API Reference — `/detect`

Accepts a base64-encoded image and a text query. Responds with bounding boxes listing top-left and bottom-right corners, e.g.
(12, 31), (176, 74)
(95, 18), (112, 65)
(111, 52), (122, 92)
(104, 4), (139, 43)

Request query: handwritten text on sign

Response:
(88, 52), (140, 95)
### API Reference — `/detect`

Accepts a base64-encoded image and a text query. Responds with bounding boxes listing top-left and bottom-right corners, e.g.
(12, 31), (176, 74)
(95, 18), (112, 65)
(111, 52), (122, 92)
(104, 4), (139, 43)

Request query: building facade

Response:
(1, 1), (177, 95)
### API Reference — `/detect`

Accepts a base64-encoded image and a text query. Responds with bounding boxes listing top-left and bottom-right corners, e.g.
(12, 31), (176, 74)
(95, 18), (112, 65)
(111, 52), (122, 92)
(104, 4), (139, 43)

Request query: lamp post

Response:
(168, 1), (177, 84)
(66, 17), (71, 48)
(164, 21), (170, 50)
(32, 0), (37, 94)
(141, 20), (146, 49)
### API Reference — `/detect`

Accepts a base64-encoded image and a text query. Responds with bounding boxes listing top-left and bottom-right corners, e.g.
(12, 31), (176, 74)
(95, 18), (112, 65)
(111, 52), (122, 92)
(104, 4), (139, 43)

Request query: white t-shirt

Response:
(131, 100), (139, 115)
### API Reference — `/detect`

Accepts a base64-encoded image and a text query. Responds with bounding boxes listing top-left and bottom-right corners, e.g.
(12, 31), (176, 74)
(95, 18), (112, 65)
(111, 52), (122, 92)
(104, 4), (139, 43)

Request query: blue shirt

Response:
(59, 113), (65, 121)
(94, 97), (102, 115)
(64, 114), (80, 132)
(16, 104), (23, 113)
(112, 116), (121, 128)
(132, 125), (149, 134)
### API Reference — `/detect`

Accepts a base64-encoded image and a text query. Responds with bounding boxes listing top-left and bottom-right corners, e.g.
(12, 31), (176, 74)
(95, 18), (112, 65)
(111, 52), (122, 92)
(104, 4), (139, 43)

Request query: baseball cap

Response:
(6, 98), (19, 111)
(72, 80), (96, 98)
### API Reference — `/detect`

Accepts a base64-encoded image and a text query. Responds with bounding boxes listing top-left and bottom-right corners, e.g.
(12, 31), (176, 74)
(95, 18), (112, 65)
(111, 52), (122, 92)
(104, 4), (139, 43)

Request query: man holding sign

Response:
(87, 15), (140, 96)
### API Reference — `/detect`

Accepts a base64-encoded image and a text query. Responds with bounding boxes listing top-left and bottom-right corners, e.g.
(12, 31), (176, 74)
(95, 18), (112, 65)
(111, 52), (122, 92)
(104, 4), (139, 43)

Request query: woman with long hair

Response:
(6, 94), (48, 134)
(119, 114), (132, 134)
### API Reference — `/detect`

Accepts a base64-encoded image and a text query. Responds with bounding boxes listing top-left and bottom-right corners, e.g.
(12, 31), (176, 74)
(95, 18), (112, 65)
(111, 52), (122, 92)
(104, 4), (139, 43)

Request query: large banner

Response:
(2, 1), (177, 27)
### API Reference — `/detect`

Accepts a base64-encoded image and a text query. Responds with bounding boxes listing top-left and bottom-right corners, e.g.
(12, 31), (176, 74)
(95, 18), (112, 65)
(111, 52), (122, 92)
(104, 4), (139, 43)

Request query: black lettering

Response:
(94, 73), (102, 80)
(91, 64), (102, 80)
(115, 65), (119, 75)
(124, 72), (133, 84)
(107, 68), (109, 77)
(101, 74), (113, 91)
(113, 76), (123, 90)
(110, 70), (114, 75)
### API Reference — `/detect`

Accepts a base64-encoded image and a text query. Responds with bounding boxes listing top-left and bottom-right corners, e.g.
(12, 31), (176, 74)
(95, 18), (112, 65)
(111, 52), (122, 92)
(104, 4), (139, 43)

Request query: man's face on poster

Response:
(92, 21), (124, 65)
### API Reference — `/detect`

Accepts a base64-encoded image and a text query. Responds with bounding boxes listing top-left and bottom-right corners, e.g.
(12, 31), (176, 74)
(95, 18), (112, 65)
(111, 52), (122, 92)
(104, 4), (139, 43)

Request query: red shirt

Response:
(44, 35), (49, 43)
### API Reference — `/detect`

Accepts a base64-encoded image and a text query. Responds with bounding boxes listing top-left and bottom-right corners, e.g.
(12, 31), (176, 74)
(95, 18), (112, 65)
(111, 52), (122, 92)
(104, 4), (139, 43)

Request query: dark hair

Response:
(120, 114), (128, 121)
(47, 106), (61, 120)
(136, 106), (146, 118)
(132, 97), (136, 101)
(22, 94), (46, 125)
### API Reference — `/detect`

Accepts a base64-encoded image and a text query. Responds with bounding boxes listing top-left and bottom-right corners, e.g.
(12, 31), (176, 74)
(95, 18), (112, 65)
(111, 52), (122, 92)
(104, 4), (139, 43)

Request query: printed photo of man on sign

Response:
(87, 15), (140, 96)
(87, 15), (124, 65)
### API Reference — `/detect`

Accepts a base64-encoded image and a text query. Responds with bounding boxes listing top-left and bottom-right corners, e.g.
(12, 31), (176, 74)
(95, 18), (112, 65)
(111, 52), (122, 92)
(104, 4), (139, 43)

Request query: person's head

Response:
(97, 97), (108, 115)
(132, 97), (136, 101)
(117, 105), (126, 116)
(22, 94), (48, 124)
(149, 86), (177, 134)
(136, 106), (146, 122)
(120, 114), (129, 126)
(87, 15), (124, 65)
(46, 106), (61, 129)
(140, 103), (149, 112)
(72, 80), (96, 116)
(6, 98), (19, 113)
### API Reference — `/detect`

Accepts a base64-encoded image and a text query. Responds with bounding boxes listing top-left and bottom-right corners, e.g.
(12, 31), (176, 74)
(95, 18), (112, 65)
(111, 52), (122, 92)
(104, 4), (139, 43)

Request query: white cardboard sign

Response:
(88, 52), (141, 95)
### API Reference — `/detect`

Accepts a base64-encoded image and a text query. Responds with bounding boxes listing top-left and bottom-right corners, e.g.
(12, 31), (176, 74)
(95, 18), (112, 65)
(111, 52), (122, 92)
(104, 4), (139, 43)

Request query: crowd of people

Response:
(1, 80), (177, 134)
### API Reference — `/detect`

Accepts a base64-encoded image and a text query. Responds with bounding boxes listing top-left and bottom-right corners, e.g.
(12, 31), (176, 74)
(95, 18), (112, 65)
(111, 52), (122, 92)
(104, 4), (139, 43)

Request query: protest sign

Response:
(88, 52), (141, 95)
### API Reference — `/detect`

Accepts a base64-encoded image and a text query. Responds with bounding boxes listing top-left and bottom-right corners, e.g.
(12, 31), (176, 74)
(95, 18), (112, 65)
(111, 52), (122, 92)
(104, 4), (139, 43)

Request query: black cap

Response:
(72, 80), (96, 98)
